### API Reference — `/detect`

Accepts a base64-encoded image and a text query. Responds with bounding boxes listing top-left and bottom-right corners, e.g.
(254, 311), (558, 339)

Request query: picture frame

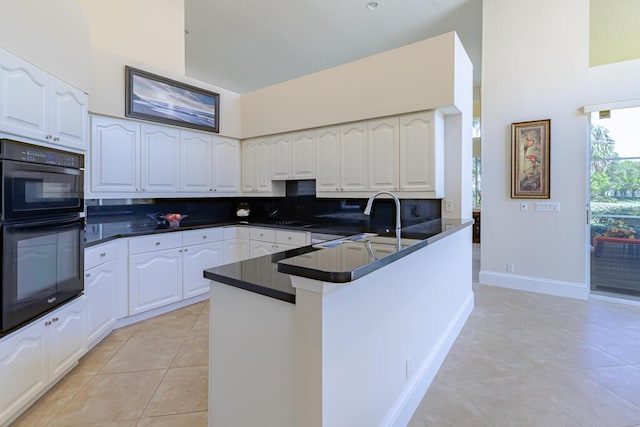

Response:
(511, 119), (550, 198)
(125, 66), (220, 133)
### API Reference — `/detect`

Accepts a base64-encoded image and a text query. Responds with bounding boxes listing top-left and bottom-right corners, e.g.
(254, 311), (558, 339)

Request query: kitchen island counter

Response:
(206, 218), (474, 427)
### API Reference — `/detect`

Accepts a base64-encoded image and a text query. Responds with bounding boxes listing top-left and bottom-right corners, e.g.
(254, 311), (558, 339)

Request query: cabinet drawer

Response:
(223, 226), (251, 240)
(128, 233), (182, 255)
(250, 227), (276, 242)
(275, 230), (308, 246)
(182, 227), (223, 246)
(85, 241), (118, 270)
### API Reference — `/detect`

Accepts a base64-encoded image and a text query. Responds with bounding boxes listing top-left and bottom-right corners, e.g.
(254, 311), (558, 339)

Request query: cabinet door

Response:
(368, 117), (399, 191)
(340, 122), (368, 191)
(49, 78), (87, 150)
(241, 139), (257, 192)
(223, 239), (251, 263)
(180, 130), (213, 192)
(399, 111), (441, 193)
(250, 240), (274, 257)
(91, 116), (140, 192)
(48, 297), (86, 381)
(291, 130), (316, 179)
(141, 124), (180, 192)
(316, 126), (341, 192)
(273, 243), (297, 253)
(129, 248), (183, 315)
(85, 260), (117, 348)
(183, 242), (224, 299)
(255, 138), (273, 192)
(0, 48), (49, 142)
(213, 136), (241, 193)
(271, 134), (292, 180)
(0, 321), (47, 426)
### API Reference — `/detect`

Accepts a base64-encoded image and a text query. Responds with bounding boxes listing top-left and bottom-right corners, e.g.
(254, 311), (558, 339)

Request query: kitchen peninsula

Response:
(204, 218), (473, 427)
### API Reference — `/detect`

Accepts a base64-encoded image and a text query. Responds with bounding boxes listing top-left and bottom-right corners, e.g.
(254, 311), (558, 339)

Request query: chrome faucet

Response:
(364, 191), (402, 251)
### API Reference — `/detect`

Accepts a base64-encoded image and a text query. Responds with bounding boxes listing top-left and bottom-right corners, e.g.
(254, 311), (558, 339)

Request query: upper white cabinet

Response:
(340, 121), (368, 192)
(141, 124), (180, 192)
(399, 110), (444, 196)
(242, 138), (272, 193)
(316, 111), (443, 198)
(368, 117), (399, 192)
(0, 48), (87, 151)
(271, 130), (316, 180)
(213, 136), (241, 193)
(89, 115), (241, 197)
(91, 115), (140, 193)
(316, 126), (341, 192)
(180, 130), (213, 192)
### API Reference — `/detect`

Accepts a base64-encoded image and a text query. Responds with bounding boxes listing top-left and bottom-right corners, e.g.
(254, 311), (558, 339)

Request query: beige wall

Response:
(241, 32), (459, 139)
(78, 0), (242, 138)
(590, 0), (640, 66)
(77, 0), (185, 76)
(0, 0), (91, 92)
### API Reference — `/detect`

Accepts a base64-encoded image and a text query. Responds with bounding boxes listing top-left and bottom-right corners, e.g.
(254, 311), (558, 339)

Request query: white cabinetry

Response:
(0, 297), (86, 426)
(180, 130), (213, 192)
(0, 47), (87, 151)
(270, 130), (316, 180)
(223, 227), (251, 263)
(249, 227), (308, 257)
(316, 122), (368, 194)
(316, 126), (341, 192)
(141, 124), (180, 192)
(128, 233), (183, 315)
(90, 115), (241, 197)
(242, 138), (273, 193)
(182, 228), (224, 299)
(84, 242), (118, 349)
(90, 115), (140, 193)
(399, 110), (444, 196)
(368, 117), (399, 192)
(213, 136), (241, 193)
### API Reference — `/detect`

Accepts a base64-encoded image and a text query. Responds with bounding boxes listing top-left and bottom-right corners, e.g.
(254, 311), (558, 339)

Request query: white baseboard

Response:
(384, 291), (475, 427)
(479, 270), (588, 300)
(114, 293), (209, 329)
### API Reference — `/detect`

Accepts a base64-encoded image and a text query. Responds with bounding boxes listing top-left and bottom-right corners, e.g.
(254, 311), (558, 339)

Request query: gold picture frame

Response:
(511, 119), (550, 198)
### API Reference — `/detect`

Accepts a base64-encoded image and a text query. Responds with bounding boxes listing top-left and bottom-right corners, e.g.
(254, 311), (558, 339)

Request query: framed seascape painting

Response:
(511, 119), (550, 198)
(125, 66), (220, 133)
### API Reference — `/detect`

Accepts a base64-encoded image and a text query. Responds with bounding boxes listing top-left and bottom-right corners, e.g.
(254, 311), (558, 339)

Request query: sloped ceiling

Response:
(185, 0), (482, 94)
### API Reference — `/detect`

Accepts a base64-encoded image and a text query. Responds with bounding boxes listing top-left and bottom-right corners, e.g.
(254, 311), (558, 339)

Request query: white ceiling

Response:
(185, 0), (482, 94)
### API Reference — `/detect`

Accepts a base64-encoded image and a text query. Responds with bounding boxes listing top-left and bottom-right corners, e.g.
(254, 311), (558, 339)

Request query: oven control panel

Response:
(0, 139), (84, 169)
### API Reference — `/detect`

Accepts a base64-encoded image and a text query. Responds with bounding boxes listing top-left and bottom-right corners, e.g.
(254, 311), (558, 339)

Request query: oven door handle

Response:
(4, 216), (84, 230)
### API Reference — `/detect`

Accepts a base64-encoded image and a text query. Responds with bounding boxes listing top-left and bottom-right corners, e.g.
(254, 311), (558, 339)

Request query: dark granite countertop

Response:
(203, 218), (473, 303)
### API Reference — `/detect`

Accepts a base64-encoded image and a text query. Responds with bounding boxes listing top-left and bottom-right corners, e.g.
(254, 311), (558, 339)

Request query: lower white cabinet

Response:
(223, 238), (251, 263)
(249, 228), (309, 257)
(85, 242), (119, 349)
(129, 247), (183, 316)
(0, 296), (86, 426)
(183, 241), (224, 299)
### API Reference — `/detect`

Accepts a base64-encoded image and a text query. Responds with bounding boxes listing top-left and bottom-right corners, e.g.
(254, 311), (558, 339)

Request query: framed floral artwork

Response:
(511, 119), (550, 198)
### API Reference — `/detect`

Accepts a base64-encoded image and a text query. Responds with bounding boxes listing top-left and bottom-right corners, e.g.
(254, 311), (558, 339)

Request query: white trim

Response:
(383, 291), (475, 427)
(113, 293), (208, 328)
(583, 98), (640, 113)
(479, 270), (588, 300)
(590, 292), (640, 308)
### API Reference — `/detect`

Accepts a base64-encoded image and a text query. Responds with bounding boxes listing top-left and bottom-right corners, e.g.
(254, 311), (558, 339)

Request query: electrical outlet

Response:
(520, 202), (528, 212)
(445, 200), (454, 212)
(506, 263), (514, 273)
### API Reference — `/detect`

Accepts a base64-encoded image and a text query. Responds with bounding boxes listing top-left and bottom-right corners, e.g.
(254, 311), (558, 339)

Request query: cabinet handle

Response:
(179, 249), (183, 252)
(52, 317), (59, 323)
(184, 248), (188, 252)
(100, 252), (106, 257)
(86, 273), (91, 278)
(288, 236), (292, 240)
(210, 188), (213, 191)
(155, 242), (161, 246)
(45, 134), (52, 140)
(45, 321), (52, 326)
(213, 188), (217, 192)
(53, 136), (60, 142)
(202, 235), (207, 239)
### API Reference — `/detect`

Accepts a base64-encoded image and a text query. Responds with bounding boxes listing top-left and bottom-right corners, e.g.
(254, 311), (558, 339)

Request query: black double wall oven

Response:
(0, 139), (85, 334)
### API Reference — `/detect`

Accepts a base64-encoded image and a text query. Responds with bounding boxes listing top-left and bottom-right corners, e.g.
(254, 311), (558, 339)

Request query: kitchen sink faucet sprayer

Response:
(364, 191), (402, 251)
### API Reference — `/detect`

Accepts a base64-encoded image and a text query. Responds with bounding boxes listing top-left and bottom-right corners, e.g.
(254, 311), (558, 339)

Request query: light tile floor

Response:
(12, 244), (640, 426)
